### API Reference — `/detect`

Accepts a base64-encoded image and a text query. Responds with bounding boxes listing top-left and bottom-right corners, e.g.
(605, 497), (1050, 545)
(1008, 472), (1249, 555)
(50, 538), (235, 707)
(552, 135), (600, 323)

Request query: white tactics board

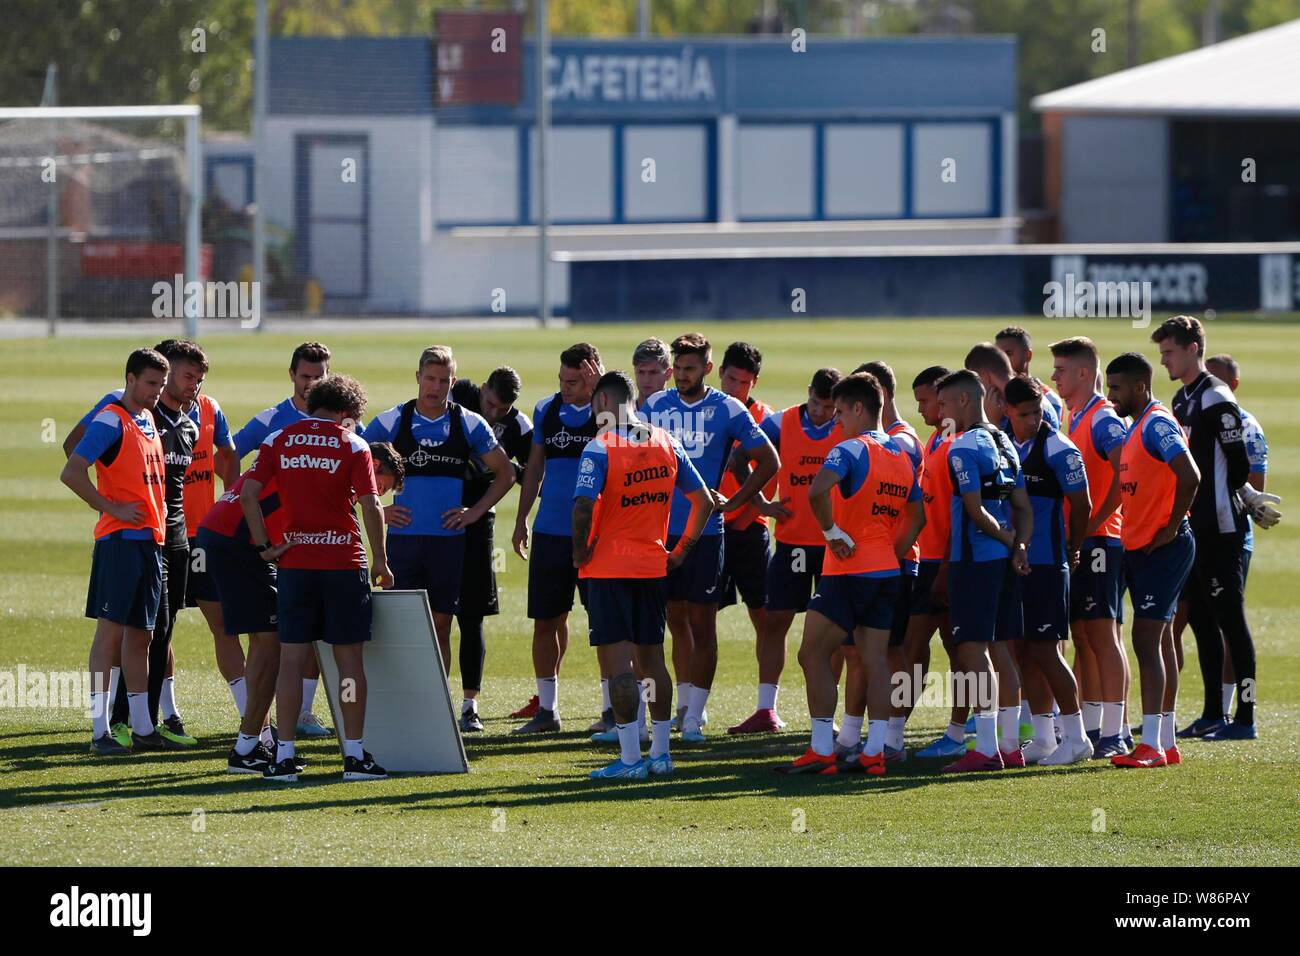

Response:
(314, 589), (468, 774)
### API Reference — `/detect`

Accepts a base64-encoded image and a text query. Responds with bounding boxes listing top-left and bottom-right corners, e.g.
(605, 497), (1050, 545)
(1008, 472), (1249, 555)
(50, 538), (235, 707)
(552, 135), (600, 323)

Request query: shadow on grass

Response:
(0, 725), (1113, 815)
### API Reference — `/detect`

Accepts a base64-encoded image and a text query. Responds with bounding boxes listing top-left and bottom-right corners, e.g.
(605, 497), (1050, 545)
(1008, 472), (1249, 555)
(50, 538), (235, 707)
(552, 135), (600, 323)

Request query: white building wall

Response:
(1061, 115), (1169, 243)
(264, 115), (433, 312)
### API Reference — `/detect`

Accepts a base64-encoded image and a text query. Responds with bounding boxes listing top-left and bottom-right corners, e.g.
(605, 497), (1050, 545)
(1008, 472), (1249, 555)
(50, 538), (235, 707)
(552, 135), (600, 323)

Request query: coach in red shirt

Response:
(240, 374), (394, 782)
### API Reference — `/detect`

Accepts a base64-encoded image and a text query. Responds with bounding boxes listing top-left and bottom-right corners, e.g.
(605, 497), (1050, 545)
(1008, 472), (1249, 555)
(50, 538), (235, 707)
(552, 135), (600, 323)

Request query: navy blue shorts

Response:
(84, 535), (162, 630)
(765, 541), (826, 612)
(527, 532), (587, 620)
(458, 513), (499, 618)
(184, 536), (219, 606)
(1071, 536), (1125, 622)
(888, 570), (916, 647)
(1125, 523), (1196, 622)
(809, 574), (900, 637)
(665, 533), (725, 604)
(719, 523), (770, 610)
(1024, 564), (1070, 642)
(276, 567), (372, 645)
(948, 558), (1024, 644)
(586, 578), (668, 647)
(389, 533), (466, 616)
(910, 560), (948, 616)
(197, 527), (278, 636)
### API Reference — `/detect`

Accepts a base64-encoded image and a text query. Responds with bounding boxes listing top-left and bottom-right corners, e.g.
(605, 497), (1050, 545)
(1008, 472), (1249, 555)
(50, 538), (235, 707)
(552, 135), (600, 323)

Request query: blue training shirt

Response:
(531, 394), (597, 537)
(821, 431), (923, 578)
(573, 427), (705, 500)
(72, 405), (160, 541)
(234, 397), (306, 460)
(81, 388), (231, 448)
(1000, 391), (1061, 434)
(1137, 404), (1190, 464)
(1011, 427), (1088, 566)
(947, 425), (1025, 563)
(1241, 407), (1267, 553)
(759, 407), (837, 447)
(362, 403), (499, 536)
(641, 386), (773, 536)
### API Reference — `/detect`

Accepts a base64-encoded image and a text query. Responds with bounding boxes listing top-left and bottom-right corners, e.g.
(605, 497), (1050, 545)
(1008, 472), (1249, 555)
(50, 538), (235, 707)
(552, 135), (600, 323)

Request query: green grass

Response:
(3, 317), (1299, 865)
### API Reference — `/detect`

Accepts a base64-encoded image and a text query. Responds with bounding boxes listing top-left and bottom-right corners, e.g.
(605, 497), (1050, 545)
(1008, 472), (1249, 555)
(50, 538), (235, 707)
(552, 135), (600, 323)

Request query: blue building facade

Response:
(263, 34), (1018, 314)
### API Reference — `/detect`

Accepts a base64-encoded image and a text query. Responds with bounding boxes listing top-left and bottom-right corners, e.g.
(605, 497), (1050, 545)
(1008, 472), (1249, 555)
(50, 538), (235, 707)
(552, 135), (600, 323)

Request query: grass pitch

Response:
(2, 316), (1298, 866)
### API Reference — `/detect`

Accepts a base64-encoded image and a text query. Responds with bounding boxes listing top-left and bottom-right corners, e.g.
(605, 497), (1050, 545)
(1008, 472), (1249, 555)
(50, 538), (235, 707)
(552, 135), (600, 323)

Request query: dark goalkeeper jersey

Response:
(1171, 371), (1251, 537)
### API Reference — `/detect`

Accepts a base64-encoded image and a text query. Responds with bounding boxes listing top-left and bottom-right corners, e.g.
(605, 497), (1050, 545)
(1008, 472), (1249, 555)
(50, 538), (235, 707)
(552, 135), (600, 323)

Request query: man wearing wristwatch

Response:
(933, 369), (1034, 773)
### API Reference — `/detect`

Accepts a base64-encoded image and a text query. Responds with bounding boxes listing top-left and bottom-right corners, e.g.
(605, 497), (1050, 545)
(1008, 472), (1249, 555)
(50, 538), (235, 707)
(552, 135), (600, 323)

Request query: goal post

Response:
(0, 104), (202, 336)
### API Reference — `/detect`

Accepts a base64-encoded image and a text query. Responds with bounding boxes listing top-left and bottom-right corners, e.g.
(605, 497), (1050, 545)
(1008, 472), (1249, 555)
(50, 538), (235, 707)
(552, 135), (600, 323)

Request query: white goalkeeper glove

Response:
(1240, 486), (1282, 529)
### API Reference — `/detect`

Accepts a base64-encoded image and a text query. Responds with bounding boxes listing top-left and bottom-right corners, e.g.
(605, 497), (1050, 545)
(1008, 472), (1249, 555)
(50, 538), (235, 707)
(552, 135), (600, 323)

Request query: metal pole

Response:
(43, 63), (58, 337)
(536, 0), (550, 328)
(1127, 0), (1139, 68)
(184, 109), (202, 338)
(253, 0), (268, 331)
(638, 0), (650, 37)
(1202, 0), (1220, 46)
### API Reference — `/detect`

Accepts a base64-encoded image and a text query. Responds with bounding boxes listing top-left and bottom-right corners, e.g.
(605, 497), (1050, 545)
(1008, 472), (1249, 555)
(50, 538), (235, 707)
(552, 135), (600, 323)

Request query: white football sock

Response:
(684, 685), (710, 731)
(1060, 709), (1086, 745)
(301, 677), (318, 713)
(537, 676), (557, 713)
(108, 666), (121, 713)
(887, 716), (907, 750)
(90, 691), (109, 738)
(758, 682), (778, 711)
(1019, 699), (1032, 724)
(1221, 683), (1235, 717)
(1101, 701), (1124, 738)
(998, 706), (1021, 754)
(650, 720), (671, 759)
(1083, 701), (1103, 732)
(259, 726), (275, 748)
(601, 679), (611, 711)
(1160, 711), (1176, 750)
(159, 676), (179, 720)
(1032, 713), (1054, 744)
(864, 719), (888, 757)
(228, 676), (247, 717)
(235, 733), (259, 756)
(1141, 714), (1162, 749)
(676, 683), (691, 710)
(127, 692), (153, 737)
(945, 721), (965, 743)
(811, 717), (835, 756)
(276, 739), (296, 762)
(617, 722), (641, 765)
(974, 712), (998, 756)
(462, 698), (477, 715)
(837, 714), (864, 749)
(343, 738), (364, 760)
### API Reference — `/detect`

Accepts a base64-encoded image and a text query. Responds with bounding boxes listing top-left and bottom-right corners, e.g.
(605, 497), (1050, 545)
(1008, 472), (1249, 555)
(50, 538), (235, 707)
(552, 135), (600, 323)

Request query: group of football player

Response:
(62, 314), (1280, 781)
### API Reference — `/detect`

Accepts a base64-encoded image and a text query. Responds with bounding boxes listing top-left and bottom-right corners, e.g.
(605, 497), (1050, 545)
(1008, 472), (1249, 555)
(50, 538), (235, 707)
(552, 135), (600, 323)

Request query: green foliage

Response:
(2, 0), (1298, 131)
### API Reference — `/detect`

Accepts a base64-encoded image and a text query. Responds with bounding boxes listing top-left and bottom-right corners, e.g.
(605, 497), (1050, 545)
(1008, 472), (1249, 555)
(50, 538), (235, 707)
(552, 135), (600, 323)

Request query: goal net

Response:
(0, 105), (202, 328)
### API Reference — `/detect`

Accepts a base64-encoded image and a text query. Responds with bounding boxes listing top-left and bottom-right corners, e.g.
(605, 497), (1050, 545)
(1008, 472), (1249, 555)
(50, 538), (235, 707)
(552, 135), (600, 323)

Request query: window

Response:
(738, 124), (814, 219)
(824, 124), (904, 218)
(623, 125), (708, 222)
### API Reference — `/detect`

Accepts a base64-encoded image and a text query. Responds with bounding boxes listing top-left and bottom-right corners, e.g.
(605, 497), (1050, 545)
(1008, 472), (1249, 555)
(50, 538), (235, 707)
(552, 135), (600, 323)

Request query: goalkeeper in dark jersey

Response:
(1152, 316), (1282, 741)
